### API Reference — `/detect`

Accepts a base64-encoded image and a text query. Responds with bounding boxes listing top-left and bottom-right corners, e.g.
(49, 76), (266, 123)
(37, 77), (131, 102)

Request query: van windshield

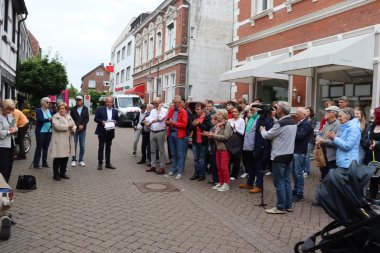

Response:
(118, 97), (141, 108)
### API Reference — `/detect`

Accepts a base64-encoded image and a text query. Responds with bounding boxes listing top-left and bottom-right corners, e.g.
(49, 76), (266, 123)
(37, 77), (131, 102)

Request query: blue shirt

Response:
(40, 110), (52, 133)
(77, 106), (83, 116)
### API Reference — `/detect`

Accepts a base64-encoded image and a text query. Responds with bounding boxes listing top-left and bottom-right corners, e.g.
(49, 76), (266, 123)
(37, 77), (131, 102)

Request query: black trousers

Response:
(17, 123), (29, 158)
(98, 134), (113, 165)
(141, 132), (150, 162)
(229, 150), (242, 178)
(242, 150), (254, 185)
(53, 157), (68, 177)
(0, 147), (14, 183)
(320, 160), (336, 180)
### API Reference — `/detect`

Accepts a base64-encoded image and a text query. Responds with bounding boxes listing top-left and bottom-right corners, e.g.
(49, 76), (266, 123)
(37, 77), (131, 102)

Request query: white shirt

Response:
(146, 106), (168, 131)
(106, 107), (113, 121)
(137, 111), (145, 130)
(228, 117), (245, 135)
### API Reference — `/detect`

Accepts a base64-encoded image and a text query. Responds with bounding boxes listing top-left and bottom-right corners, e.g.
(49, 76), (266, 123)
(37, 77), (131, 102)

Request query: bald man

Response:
(292, 107), (313, 202)
(94, 96), (119, 170)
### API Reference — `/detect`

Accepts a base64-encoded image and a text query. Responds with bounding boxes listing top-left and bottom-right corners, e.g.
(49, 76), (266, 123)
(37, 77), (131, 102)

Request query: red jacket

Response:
(166, 107), (188, 138)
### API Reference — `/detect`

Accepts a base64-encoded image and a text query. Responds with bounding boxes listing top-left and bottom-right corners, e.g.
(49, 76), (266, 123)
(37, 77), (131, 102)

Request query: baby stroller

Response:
(294, 161), (380, 253)
(0, 173), (13, 240)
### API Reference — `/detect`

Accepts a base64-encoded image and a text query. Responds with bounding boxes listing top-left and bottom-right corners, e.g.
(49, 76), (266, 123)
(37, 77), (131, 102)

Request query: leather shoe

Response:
(53, 176), (61, 181)
(97, 165), (103, 170)
(198, 176), (205, 181)
(137, 160), (145, 164)
(60, 175), (70, 179)
(105, 164), (116, 169)
(43, 164), (50, 168)
(33, 165), (42, 169)
(156, 168), (165, 175)
(239, 183), (254, 189)
(190, 175), (199, 180)
(146, 167), (156, 172)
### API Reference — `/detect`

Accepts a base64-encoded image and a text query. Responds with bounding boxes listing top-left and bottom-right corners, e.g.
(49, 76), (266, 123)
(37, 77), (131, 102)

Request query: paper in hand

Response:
(104, 121), (115, 130)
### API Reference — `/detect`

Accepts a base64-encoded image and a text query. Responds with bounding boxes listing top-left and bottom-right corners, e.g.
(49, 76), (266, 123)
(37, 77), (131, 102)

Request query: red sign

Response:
(105, 63), (114, 73)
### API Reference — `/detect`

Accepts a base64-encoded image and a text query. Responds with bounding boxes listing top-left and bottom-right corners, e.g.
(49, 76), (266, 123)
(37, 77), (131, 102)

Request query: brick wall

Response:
(82, 66), (110, 95)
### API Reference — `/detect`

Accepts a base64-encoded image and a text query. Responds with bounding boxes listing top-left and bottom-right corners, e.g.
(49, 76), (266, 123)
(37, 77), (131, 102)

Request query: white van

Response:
(113, 95), (143, 126)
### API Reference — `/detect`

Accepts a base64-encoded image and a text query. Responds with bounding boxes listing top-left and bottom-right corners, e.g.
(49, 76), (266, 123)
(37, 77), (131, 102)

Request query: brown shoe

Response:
(146, 167), (156, 172)
(249, 186), (262, 194)
(239, 183), (253, 189)
(156, 168), (165, 175)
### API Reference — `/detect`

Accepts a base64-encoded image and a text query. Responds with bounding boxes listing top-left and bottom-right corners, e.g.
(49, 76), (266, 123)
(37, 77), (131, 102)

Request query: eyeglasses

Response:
(45, 101), (51, 104)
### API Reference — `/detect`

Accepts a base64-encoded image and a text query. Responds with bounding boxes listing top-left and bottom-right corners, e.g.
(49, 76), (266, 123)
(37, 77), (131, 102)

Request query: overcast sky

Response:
(24, 0), (161, 89)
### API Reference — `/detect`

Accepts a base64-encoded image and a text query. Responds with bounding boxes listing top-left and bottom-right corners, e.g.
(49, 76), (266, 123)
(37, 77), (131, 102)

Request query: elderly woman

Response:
(33, 97), (53, 169)
(326, 107), (361, 169)
(206, 109), (233, 192)
(0, 99), (18, 182)
(51, 102), (76, 181)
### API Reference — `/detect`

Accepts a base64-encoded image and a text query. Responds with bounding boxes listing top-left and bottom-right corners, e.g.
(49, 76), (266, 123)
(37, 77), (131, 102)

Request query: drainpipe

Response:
(185, 0), (191, 100)
(15, 13), (28, 88)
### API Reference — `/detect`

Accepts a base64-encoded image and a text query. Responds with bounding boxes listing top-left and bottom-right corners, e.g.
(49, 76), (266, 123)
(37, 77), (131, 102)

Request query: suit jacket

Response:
(70, 105), (89, 130)
(94, 106), (119, 138)
(294, 118), (313, 154)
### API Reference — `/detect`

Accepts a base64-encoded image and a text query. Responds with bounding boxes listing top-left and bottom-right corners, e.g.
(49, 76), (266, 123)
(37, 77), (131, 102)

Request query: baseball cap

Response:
(76, 95), (83, 100)
(325, 106), (340, 112)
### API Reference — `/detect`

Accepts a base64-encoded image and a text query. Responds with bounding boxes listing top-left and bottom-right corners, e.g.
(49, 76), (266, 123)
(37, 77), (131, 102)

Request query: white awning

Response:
(276, 34), (375, 77)
(219, 53), (289, 83)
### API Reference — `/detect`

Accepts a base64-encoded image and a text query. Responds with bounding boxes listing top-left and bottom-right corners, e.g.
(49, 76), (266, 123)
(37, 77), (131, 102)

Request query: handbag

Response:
(313, 144), (326, 168)
(16, 175), (37, 190)
(224, 133), (243, 155)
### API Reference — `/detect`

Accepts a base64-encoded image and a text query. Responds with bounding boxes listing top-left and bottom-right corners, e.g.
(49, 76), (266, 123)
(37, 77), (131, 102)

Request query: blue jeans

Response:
(33, 132), (52, 167)
(304, 143), (313, 175)
(72, 130), (86, 162)
(192, 143), (207, 177)
(292, 153), (306, 196)
(272, 161), (292, 210)
(168, 132), (187, 174)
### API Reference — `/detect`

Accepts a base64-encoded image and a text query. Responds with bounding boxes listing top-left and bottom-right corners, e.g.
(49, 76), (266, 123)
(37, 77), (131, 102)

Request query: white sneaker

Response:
(174, 174), (182, 180)
(303, 172), (309, 178)
(265, 171), (272, 176)
(240, 173), (248, 179)
(230, 177), (235, 181)
(164, 172), (176, 178)
(212, 183), (221, 190)
(71, 161), (76, 167)
(218, 183), (230, 192)
(79, 161), (86, 167)
(132, 152), (136, 157)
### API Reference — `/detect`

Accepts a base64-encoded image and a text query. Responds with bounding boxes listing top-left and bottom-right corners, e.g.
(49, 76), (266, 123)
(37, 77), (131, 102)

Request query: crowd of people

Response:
(0, 94), (379, 214)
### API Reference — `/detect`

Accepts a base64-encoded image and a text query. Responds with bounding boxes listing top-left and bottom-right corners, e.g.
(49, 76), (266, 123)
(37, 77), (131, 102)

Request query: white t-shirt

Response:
(228, 117), (245, 135)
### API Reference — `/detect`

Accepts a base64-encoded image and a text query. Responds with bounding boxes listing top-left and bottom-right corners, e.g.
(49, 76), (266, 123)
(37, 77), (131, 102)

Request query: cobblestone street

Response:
(0, 118), (331, 253)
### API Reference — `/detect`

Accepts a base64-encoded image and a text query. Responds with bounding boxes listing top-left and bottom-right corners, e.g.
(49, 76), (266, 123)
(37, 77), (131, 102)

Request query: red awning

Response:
(125, 84), (145, 98)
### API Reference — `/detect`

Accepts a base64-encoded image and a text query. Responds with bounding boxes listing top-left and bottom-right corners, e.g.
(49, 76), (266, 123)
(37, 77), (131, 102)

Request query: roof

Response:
(81, 63), (105, 80)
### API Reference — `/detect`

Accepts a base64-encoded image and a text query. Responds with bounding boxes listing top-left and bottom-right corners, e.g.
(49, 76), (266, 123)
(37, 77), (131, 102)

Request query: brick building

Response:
(132, 0), (233, 104)
(81, 63), (110, 95)
(222, 0), (380, 115)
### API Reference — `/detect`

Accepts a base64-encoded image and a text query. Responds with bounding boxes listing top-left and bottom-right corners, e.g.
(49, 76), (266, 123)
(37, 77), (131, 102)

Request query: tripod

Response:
(255, 169), (267, 208)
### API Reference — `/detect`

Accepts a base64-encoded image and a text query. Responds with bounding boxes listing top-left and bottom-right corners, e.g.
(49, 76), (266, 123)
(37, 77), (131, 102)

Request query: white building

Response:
(0, 0), (29, 102)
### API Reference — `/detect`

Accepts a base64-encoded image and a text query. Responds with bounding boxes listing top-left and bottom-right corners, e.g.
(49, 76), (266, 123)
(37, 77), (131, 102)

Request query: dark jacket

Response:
(190, 114), (212, 145)
(94, 106), (119, 138)
(70, 105), (89, 130)
(253, 116), (273, 158)
(35, 108), (53, 134)
(294, 118), (313, 154)
(184, 107), (193, 136)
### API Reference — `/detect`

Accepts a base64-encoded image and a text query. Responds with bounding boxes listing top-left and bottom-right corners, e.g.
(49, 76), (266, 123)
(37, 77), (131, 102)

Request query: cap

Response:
(325, 106), (340, 112)
(76, 95), (83, 100)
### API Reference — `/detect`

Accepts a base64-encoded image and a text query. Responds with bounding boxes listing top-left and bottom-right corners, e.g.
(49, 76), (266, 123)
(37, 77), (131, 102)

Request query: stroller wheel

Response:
(0, 216), (11, 240)
(294, 241), (304, 253)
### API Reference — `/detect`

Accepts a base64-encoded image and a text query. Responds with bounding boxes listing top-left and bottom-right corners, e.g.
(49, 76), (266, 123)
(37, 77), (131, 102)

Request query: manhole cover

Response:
(134, 182), (180, 193)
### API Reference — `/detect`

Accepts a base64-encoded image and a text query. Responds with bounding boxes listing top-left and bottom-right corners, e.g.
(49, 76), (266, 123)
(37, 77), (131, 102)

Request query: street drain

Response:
(134, 182), (180, 193)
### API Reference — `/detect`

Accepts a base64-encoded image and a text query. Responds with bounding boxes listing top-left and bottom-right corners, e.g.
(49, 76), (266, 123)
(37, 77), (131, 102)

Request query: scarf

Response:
(245, 113), (259, 132)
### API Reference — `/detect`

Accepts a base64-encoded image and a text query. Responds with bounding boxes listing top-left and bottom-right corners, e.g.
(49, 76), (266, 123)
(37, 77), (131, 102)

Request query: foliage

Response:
(67, 84), (79, 98)
(17, 53), (68, 98)
(88, 89), (105, 104)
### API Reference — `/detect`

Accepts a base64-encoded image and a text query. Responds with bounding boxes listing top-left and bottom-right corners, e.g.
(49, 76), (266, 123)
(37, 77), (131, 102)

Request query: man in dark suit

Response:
(70, 95), (90, 167)
(94, 96), (119, 170)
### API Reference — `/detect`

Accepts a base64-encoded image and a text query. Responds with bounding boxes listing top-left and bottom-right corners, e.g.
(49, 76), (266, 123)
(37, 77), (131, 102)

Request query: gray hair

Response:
(217, 109), (228, 119)
(277, 101), (291, 115)
(173, 95), (182, 102)
(40, 97), (51, 106)
(339, 107), (354, 120)
(1, 99), (15, 110)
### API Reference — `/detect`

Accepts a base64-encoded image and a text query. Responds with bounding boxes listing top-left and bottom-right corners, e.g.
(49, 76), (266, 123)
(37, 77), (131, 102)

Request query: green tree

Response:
(17, 54), (68, 98)
(67, 83), (79, 98)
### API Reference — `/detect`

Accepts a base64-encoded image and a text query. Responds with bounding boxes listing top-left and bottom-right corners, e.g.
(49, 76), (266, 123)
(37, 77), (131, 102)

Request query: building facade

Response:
(81, 63), (110, 95)
(132, 0), (233, 104)
(222, 0), (380, 114)
(0, 0), (28, 101)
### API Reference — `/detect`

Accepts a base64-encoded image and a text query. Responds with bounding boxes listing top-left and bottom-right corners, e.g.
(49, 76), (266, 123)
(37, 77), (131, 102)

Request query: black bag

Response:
(224, 133), (243, 155)
(16, 175), (37, 190)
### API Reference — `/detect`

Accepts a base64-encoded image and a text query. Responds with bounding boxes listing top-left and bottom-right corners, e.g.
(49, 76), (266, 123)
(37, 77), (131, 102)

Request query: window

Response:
(156, 78), (162, 97)
(121, 46), (126, 60)
(4, 0), (9, 32)
(126, 67), (131, 81)
(117, 51), (121, 63)
(166, 23), (175, 50)
(120, 70), (125, 82)
(142, 40), (148, 63)
(253, 0), (272, 14)
(127, 41), (132, 56)
(166, 73), (176, 103)
(156, 32), (162, 56)
(136, 46), (141, 65)
(116, 73), (120, 84)
(148, 36), (154, 59)
(88, 80), (96, 88)
(96, 71), (104, 76)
